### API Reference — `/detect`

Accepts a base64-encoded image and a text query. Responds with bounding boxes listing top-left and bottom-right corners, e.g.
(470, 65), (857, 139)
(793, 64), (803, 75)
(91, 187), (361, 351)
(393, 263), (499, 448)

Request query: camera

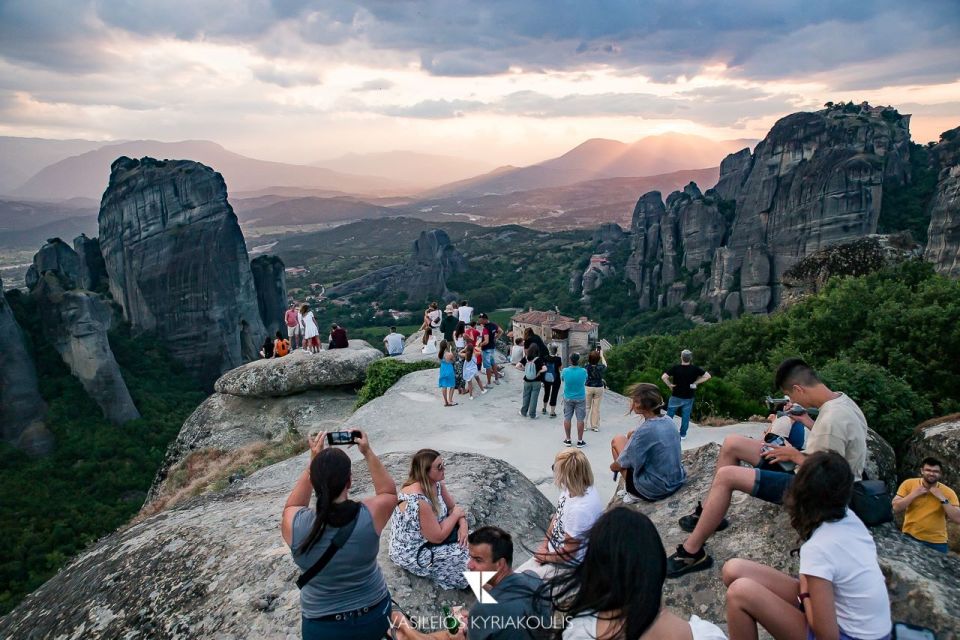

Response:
(326, 430), (362, 446)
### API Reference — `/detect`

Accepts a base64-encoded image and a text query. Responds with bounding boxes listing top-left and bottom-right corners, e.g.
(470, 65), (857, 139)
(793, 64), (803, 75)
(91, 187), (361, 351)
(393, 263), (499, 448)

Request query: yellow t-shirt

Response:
(896, 478), (959, 544)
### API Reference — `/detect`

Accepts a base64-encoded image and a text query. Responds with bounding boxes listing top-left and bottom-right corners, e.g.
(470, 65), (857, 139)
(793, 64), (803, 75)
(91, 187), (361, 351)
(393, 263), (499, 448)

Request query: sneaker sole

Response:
(679, 517), (729, 534)
(667, 554), (714, 579)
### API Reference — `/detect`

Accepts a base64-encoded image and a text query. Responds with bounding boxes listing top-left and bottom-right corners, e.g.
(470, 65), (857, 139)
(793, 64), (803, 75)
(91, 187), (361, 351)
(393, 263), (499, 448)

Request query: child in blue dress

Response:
(437, 341), (457, 406)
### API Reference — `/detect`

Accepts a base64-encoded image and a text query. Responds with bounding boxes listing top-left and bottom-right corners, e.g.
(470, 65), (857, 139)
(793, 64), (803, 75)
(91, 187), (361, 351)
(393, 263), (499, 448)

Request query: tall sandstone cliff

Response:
(250, 255), (287, 336)
(628, 104), (913, 315)
(0, 278), (53, 455)
(924, 127), (960, 277)
(98, 157), (265, 388)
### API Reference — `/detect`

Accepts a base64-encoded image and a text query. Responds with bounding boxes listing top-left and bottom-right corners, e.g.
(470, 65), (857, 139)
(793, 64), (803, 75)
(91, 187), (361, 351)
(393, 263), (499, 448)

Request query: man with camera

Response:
(666, 358), (868, 578)
(893, 457), (960, 553)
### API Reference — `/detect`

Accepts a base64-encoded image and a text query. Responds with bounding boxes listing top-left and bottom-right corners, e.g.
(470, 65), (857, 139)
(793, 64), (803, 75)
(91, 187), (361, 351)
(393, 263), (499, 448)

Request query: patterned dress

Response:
(388, 483), (469, 590)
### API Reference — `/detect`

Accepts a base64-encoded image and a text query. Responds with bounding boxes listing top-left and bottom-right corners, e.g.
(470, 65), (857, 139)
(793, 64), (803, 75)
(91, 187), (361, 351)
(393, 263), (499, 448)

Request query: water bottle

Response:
(442, 605), (460, 635)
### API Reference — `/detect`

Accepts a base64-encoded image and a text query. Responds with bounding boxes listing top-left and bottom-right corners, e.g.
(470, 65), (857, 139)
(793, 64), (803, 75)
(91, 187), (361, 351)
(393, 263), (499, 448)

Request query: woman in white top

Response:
(420, 302), (441, 347)
(518, 449), (603, 579)
(552, 506), (727, 639)
(723, 450), (891, 640)
(300, 304), (320, 353)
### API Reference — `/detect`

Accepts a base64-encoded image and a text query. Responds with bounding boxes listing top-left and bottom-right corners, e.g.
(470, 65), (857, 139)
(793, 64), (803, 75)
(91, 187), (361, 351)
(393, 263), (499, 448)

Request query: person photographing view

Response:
(281, 430), (398, 640)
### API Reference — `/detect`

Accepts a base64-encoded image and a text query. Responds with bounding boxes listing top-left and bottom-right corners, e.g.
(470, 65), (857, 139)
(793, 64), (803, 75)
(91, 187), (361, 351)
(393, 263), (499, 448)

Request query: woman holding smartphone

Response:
(281, 430), (398, 640)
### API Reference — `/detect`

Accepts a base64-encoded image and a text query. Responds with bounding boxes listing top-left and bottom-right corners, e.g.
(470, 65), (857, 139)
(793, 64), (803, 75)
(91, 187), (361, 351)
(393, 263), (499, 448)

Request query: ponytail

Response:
(298, 448), (352, 553)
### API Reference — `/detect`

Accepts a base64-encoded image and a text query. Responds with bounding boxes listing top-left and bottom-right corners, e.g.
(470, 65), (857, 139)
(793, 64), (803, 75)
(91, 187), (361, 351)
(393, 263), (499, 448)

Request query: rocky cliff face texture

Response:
(628, 104), (913, 315)
(924, 127), (960, 277)
(327, 228), (467, 302)
(32, 271), (140, 424)
(0, 279), (52, 456)
(98, 157), (265, 388)
(24, 237), (81, 290)
(0, 451), (553, 638)
(250, 255), (287, 336)
(73, 233), (107, 291)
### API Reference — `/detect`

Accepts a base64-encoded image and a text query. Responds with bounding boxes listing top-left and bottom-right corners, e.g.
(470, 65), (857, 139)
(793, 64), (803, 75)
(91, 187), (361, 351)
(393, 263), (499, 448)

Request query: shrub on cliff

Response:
(355, 358), (438, 408)
(606, 262), (958, 440)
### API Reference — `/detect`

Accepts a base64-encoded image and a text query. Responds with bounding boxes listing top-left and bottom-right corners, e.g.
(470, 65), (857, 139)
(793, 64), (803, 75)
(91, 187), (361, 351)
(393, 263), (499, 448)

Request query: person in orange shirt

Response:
(893, 457), (960, 553)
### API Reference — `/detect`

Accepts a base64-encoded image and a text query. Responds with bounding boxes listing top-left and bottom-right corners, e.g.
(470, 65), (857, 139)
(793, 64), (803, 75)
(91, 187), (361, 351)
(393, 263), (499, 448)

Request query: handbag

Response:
(416, 521), (461, 567)
(850, 477), (894, 527)
(296, 510), (360, 589)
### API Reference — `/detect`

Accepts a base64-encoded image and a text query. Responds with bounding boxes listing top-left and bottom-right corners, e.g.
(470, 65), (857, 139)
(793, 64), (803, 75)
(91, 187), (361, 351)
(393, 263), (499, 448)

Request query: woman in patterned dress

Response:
(388, 449), (470, 590)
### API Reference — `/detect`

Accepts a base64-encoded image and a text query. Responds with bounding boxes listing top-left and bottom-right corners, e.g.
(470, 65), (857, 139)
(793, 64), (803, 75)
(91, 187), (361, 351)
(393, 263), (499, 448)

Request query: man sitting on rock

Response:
(893, 456), (960, 553)
(666, 358), (869, 578)
(384, 326), (405, 356)
(328, 323), (349, 350)
(392, 526), (551, 639)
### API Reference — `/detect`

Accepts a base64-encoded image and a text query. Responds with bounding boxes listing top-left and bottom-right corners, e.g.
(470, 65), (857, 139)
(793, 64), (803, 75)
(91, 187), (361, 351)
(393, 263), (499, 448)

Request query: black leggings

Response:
(542, 381), (560, 407)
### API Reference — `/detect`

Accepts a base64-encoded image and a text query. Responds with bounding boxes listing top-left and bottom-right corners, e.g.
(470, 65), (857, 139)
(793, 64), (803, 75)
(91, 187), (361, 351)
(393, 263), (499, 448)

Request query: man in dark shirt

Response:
(440, 304), (459, 342)
(393, 527), (551, 639)
(328, 323), (349, 349)
(660, 349), (711, 440)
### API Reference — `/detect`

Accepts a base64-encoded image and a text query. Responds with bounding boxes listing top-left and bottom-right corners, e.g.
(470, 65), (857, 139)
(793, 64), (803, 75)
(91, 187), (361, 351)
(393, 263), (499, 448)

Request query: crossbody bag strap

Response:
(296, 511), (360, 589)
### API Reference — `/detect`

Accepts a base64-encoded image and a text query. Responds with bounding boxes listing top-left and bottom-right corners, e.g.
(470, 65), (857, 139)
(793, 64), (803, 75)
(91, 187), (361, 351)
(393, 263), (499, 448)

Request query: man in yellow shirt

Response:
(893, 457), (960, 553)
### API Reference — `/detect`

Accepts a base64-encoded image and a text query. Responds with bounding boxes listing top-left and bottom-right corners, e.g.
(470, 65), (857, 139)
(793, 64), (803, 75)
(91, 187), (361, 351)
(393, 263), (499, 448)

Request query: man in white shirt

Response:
(457, 300), (473, 324)
(383, 327), (405, 356)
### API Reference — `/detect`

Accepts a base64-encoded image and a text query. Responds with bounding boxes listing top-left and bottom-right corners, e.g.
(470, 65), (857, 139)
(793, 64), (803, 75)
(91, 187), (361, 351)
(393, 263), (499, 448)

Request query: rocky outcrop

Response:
(327, 228), (466, 303)
(24, 237), (81, 290)
(98, 156), (265, 388)
(924, 127), (960, 277)
(144, 389), (357, 504)
(250, 255), (287, 336)
(214, 341), (382, 397)
(616, 442), (959, 638)
(629, 104), (914, 314)
(592, 222), (626, 252)
(0, 279), (52, 456)
(31, 271), (140, 424)
(73, 233), (107, 291)
(902, 414), (960, 487)
(0, 451), (553, 638)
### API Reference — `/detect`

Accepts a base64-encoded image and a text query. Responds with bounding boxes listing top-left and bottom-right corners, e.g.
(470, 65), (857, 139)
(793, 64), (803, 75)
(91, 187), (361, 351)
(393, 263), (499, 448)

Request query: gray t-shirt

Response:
(617, 415), (687, 499)
(467, 570), (552, 640)
(290, 503), (389, 618)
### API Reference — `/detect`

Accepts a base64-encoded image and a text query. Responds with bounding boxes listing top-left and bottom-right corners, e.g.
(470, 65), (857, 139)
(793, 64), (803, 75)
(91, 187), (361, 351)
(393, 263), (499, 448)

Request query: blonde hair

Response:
(553, 449), (594, 497)
(402, 449), (442, 515)
(626, 382), (663, 415)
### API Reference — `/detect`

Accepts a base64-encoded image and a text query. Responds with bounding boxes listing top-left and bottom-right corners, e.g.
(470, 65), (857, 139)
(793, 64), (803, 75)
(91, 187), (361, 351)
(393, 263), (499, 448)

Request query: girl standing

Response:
(300, 304), (320, 353)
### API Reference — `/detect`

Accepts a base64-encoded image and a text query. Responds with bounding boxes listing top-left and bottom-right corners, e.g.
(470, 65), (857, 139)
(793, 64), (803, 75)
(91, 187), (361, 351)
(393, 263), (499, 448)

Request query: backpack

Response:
(850, 478), (894, 527)
(524, 359), (538, 380)
(274, 339), (290, 357)
(544, 360), (556, 383)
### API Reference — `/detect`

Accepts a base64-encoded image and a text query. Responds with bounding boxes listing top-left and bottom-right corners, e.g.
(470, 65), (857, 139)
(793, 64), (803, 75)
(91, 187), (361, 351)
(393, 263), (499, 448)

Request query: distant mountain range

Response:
(0, 199), (98, 249)
(421, 133), (753, 198)
(0, 137), (107, 194)
(8, 140), (403, 201)
(312, 151), (496, 190)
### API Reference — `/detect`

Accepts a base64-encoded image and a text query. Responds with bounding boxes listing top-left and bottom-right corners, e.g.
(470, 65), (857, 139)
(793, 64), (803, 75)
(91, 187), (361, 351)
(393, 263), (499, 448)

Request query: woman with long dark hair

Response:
(551, 507), (726, 639)
(723, 451), (891, 640)
(281, 430), (398, 640)
(389, 449), (469, 589)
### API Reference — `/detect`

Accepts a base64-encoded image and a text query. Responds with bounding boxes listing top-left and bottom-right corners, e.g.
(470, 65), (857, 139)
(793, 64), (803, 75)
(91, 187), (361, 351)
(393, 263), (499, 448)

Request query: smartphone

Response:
(892, 622), (936, 640)
(326, 430), (361, 446)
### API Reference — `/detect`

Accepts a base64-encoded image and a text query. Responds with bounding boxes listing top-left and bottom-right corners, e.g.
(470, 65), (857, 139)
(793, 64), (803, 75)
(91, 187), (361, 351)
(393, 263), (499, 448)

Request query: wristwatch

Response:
(942, 497), (950, 505)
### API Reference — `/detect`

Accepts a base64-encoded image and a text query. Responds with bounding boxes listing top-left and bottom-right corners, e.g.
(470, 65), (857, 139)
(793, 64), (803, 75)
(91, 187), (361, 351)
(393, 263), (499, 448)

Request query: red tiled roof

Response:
(511, 310), (572, 324)
(552, 321), (598, 332)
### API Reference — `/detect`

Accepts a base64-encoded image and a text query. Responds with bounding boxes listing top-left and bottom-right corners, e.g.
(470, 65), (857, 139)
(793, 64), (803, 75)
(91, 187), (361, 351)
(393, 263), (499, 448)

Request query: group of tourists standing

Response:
(270, 301), (350, 358)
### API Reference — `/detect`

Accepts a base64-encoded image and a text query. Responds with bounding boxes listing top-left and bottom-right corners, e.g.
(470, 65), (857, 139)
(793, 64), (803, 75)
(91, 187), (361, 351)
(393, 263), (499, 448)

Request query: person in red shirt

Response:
(328, 323), (349, 349)
(284, 302), (302, 350)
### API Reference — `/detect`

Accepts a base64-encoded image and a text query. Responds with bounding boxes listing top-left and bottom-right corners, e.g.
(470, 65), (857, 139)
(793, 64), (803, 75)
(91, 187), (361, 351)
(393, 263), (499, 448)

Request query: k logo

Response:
(463, 571), (499, 603)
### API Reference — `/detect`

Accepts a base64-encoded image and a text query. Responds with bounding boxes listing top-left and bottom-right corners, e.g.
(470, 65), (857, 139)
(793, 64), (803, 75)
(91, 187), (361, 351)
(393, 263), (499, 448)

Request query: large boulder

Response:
(24, 237), (82, 290)
(615, 442), (959, 636)
(98, 156), (265, 389)
(924, 127), (960, 277)
(902, 414), (960, 488)
(250, 255), (287, 337)
(31, 271), (140, 424)
(0, 280), (52, 455)
(0, 451), (553, 638)
(213, 341), (383, 397)
(144, 389), (357, 504)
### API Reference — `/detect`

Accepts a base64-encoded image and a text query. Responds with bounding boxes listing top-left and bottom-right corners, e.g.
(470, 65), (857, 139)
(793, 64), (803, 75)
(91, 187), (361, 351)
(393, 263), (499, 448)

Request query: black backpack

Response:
(850, 476), (893, 527)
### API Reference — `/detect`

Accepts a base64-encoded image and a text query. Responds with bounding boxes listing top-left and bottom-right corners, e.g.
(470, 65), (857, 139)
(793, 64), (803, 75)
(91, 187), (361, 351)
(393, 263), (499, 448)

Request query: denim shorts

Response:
(564, 398), (586, 421)
(482, 349), (496, 369)
(752, 468), (795, 505)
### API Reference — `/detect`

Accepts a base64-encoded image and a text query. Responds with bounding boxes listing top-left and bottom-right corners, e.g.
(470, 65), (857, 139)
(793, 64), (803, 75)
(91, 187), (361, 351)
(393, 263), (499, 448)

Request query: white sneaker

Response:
(616, 489), (627, 498)
(680, 435), (687, 441)
(622, 493), (640, 505)
(481, 389), (488, 395)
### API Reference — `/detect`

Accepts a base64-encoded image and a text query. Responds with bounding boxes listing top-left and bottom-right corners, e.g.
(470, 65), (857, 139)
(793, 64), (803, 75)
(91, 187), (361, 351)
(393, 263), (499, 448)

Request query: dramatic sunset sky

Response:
(1, 0), (959, 166)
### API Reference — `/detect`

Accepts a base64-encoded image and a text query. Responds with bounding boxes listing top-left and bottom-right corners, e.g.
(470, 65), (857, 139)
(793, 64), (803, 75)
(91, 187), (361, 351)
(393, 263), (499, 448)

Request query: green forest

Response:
(0, 292), (205, 615)
(603, 261), (960, 451)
